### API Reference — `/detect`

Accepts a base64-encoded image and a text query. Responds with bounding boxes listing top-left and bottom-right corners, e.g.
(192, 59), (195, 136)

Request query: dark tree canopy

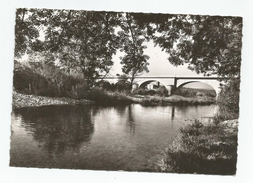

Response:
(118, 13), (150, 88)
(15, 9), (121, 87)
(15, 9), (242, 86)
(133, 13), (242, 77)
(15, 8), (40, 58)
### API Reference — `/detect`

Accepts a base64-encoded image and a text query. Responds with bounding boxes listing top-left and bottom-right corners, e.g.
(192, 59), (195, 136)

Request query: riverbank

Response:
(131, 95), (215, 106)
(85, 87), (215, 106)
(157, 119), (238, 175)
(12, 90), (215, 108)
(12, 90), (93, 108)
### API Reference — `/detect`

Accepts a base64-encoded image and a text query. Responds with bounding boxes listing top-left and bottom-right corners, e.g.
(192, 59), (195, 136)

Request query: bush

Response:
(13, 60), (88, 98)
(86, 87), (132, 105)
(95, 80), (112, 90)
(132, 88), (150, 96)
(147, 90), (156, 96)
(157, 120), (238, 175)
(115, 80), (131, 91)
(216, 79), (240, 120)
(156, 86), (168, 97)
(175, 87), (216, 98)
(141, 97), (160, 106)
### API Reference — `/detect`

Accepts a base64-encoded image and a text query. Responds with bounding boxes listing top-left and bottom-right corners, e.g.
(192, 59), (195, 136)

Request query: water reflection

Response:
(126, 105), (136, 134)
(13, 105), (94, 156)
(11, 104), (217, 170)
(171, 106), (175, 120)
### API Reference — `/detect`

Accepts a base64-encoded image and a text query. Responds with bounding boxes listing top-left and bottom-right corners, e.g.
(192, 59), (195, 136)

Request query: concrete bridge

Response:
(102, 76), (229, 96)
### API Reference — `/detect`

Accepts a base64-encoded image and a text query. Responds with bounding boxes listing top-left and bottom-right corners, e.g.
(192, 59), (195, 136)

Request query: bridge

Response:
(102, 76), (229, 96)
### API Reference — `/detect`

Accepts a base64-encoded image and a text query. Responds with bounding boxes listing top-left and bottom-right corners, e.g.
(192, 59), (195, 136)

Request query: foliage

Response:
(175, 87), (216, 98)
(132, 88), (157, 96)
(156, 86), (168, 97)
(95, 80), (112, 90)
(133, 13), (242, 77)
(157, 120), (238, 175)
(85, 87), (132, 105)
(15, 9), (242, 85)
(118, 13), (150, 88)
(14, 8), (41, 58)
(13, 60), (88, 98)
(15, 9), (121, 88)
(216, 79), (240, 120)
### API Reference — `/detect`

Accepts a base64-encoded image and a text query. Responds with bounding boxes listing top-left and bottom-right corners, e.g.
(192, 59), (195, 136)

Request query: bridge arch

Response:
(176, 80), (221, 97)
(103, 76), (224, 97)
(139, 80), (163, 89)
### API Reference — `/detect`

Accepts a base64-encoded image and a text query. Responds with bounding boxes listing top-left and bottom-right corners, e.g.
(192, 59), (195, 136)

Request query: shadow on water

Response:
(13, 105), (95, 157)
(126, 105), (136, 134)
(11, 104), (217, 170)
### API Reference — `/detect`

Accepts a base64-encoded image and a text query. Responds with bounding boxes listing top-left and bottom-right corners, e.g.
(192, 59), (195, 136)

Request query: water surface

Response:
(10, 104), (217, 171)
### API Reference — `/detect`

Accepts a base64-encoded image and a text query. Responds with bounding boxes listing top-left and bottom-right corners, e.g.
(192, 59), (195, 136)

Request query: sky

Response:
(22, 30), (213, 89)
(110, 40), (214, 89)
(23, 14), (213, 90)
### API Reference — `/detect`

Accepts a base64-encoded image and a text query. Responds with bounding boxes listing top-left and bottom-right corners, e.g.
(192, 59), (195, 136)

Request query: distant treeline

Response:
(174, 87), (216, 98)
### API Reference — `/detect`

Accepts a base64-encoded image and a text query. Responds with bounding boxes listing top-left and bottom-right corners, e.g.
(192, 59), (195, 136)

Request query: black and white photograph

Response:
(1, 0), (253, 183)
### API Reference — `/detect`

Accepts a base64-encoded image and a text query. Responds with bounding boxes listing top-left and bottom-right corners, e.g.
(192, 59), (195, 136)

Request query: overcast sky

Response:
(110, 40), (214, 89)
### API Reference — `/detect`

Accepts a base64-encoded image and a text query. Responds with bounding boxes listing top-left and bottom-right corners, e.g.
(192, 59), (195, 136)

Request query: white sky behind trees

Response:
(110, 40), (213, 89)
(18, 17), (214, 90)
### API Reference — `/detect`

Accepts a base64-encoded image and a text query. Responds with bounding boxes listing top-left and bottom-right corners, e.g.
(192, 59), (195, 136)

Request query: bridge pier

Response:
(173, 77), (177, 89)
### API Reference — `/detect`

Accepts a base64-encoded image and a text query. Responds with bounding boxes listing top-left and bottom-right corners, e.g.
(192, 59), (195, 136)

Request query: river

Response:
(10, 104), (217, 172)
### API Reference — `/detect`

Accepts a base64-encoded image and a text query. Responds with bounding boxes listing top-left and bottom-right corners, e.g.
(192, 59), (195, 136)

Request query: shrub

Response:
(157, 120), (237, 175)
(216, 79), (240, 120)
(141, 97), (160, 106)
(147, 90), (156, 96)
(13, 60), (89, 98)
(95, 80), (112, 90)
(156, 86), (168, 97)
(115, 80), (131, 91)
(86, 87), (132, 105)
(175, 87), (216, 98)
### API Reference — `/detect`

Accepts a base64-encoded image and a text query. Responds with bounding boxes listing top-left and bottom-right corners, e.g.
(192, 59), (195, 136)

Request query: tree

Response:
(132, 13), (242, 119)
(118, 13), (150, 90)
(43, 10), (121, 87)
(14, 8), (40, 58)
(133, 13), (242, 78)
(15, 9), (120, 88)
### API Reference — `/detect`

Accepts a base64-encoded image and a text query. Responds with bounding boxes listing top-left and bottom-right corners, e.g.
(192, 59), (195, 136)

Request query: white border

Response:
(1, 1), (253, 183)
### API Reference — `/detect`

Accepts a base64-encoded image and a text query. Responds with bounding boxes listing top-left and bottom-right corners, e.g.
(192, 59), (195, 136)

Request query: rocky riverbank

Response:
(12, 90), (93, 108)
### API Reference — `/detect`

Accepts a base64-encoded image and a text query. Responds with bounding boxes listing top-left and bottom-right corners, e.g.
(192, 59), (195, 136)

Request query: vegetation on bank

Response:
(13, 61), (216, 107)
(157, 79), (240, 175)
(136, 95), (215, 106)
(13, 60), (88, 99)
(174, 87), (216, 98)
(157, 119), (238, 175)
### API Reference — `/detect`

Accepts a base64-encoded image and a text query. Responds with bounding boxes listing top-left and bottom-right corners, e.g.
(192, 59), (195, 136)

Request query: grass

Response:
(157, 119), (238, 175)
(86, 87), (133, 105)
(138, 95), (215, 106)
(175, 87), (216, 98)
